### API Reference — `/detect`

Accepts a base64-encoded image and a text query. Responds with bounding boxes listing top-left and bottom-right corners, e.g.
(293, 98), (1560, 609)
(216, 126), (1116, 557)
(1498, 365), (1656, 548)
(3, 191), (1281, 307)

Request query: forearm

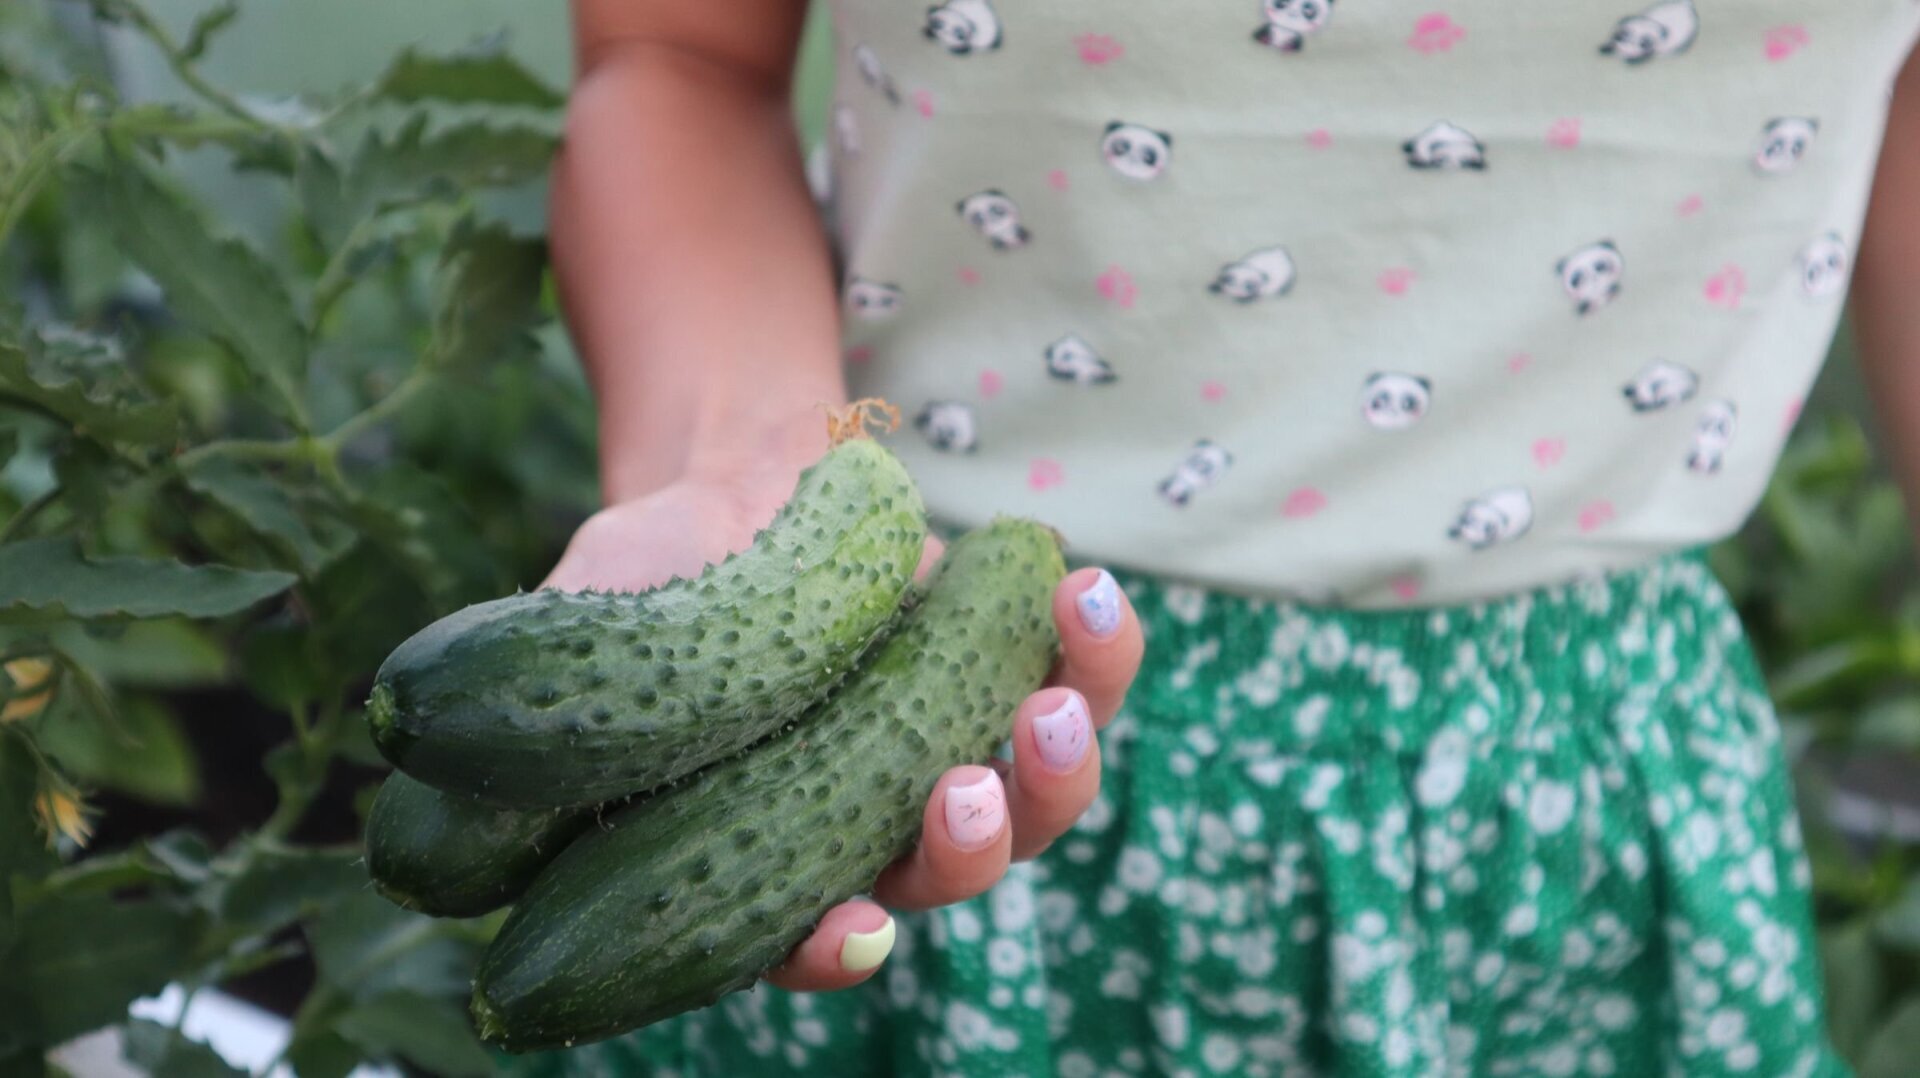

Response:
(1853, 47), (1920, 522)
(552, 42), (844, 506)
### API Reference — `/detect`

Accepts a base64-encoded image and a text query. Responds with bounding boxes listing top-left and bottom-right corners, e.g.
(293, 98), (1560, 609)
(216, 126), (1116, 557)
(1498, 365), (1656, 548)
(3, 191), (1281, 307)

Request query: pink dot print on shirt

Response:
(1390, 576), (1422, 602)
(1703, 265), (1746, 310)
(912, 89), (935, 118)
(1508, 352), (1533, 374)
(1764, 25), (1809, 62)
(1532, 438), (1567, 469)
(1578, 500), (1617, 533)
(1546, 118), (1582, 149)
(1200, 380), (1227, 403)
(958, 266), (982, 286)
(1028, 459), (1065, 491)
(1378, 267), (1416, 295)
(1281, 487), (1328, 519)
(1305, 128), (1333, 150)
(1677, 194), (1706, 218)
(1097, 265), (1138, 309)
(1047, 169), (1070, 191)
(1783, 397), (1805, 434)
(1408, 13), (1465, 54)
(1075, 33), (1123, 65)
(979, 369), (1004, 398)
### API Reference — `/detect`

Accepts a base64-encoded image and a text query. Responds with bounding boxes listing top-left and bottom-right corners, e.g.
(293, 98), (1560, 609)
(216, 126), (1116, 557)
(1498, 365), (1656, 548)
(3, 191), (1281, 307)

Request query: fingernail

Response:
(944, 771), (1007, 851)
(1033, 694), (1091, 773)
(1076, 570), (1122, 638)
(839, 916), (896, 972)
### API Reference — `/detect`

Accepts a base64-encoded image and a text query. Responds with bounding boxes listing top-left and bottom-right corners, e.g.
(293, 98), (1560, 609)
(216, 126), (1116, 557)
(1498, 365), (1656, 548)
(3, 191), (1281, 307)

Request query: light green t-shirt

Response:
(827, 1), (1920, 607)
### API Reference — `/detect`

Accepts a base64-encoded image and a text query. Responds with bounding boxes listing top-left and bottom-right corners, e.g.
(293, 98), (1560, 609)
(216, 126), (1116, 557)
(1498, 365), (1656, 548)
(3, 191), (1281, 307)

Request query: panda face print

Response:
(1754, 117), (1817, 175)
(956, 190), (1031, 250)
(1557, 241), (1624, 316)
(1254, 0), (1335, 52)
(1101, 123), (1174, 182)
(914, 401), (978, 452)
(1448, 487), (1534, 550)
(1158, 440), (1233, 507)
(1687, 400), (1738, 475)
(852, 44), (900, 106)
(1798, 233), (1849, 298)
(844, 278), (903, 321)
(1209, 246), (1296, 302)
(1361, 373), (1432, 430)
(1044, 335), (1117, 385)
(924, 0), (1003, 55)
(1621, 360), (1699, 412)
(1600, 1), (1698, 64)
(833, 104), (861, 157)
(1403, 121), (1486, 171)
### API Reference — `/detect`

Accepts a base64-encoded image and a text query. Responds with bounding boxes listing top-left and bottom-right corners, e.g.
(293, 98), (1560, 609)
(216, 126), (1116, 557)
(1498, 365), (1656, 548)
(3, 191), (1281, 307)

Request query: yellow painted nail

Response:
(839, 916), (896, 973)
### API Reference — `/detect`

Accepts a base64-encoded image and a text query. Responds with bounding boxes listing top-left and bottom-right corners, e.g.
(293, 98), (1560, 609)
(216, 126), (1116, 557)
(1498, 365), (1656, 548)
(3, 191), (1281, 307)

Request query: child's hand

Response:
(543, 492), (1145, 994)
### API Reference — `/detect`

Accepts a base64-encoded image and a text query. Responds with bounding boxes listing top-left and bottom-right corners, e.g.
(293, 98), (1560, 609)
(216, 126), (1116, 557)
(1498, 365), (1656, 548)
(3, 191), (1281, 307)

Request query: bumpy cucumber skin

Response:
(471, 519), (1064, 1051)
(367, 439), (927, 808)
(366, 772), (596, 919)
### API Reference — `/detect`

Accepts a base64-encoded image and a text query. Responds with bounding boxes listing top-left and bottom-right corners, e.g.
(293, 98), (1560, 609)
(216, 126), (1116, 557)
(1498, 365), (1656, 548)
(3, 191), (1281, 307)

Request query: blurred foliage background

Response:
(2, 1), (1919, 1075)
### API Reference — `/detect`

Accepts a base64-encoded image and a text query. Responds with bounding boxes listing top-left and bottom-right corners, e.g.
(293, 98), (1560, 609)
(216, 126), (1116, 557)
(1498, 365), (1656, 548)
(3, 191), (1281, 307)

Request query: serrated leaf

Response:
(179, 1), (238, 62)
(121, 1019), (246, 1078)
(68, 163), (310, 428)
(38, 695), (200, 806)
(333, 992), (492, 1077)
(180, 456), (335, 575)
(46, 619), (226, 688)
(306, 892), (478, 1002)
(373, 33), (563, 109)
(0, 341), (177, 446)
(429, 220), (545, 372)
(1, 893), (200, 1047)
(0, 537), (294, 623)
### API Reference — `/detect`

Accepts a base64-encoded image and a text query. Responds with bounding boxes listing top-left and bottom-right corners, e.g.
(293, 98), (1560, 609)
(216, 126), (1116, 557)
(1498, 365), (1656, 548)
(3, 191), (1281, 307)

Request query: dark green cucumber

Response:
(367, 438), (927, 808)
(471, 519), (1064, 1051)
(365, 772), (596, 919)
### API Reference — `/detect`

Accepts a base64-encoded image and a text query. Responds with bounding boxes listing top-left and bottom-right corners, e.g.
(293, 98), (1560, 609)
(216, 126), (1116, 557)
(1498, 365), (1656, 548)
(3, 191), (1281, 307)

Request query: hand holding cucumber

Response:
(363, 408), (1142, 1048)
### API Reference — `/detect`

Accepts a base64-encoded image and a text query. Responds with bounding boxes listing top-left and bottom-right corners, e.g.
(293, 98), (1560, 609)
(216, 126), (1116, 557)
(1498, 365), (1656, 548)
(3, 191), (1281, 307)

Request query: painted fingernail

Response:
(1033, 694), (1091, 773)
(839, 916), (896, 972)
(1077, 570), (1122, 638)
(944, 771), (1007, 851)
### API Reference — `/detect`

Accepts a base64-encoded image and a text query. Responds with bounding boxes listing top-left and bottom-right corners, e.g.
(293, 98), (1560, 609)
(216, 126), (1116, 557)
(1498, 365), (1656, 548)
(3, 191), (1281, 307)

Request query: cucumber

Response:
(470, 519), (1064, 1051)
(366, 438), (927, 808)
(365, 772), (597, 919)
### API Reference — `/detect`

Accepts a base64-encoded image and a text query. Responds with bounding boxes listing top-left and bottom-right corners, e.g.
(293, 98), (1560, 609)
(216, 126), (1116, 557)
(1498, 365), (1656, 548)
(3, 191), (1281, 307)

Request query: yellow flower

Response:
(34, 789), (94, 848)
(2, 657), (55, 722)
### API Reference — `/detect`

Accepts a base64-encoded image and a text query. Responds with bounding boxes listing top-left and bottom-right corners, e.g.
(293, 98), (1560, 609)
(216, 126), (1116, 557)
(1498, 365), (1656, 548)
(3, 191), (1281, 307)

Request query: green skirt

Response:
(518, 551), (1844, 1078)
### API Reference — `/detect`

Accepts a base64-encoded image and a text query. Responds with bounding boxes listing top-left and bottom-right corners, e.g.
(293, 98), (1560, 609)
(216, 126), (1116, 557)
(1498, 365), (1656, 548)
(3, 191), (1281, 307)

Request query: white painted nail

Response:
(944, 771), (1006, 851)
(839, 916), (896, 972)
(1077, 570), (1122, 638)
(1033, 694), (1091, 773)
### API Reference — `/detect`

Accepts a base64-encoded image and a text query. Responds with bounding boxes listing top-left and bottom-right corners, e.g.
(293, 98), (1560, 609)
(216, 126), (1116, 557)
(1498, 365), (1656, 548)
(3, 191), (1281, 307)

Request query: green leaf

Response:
(282, 1027), (358, 1078)
(0, 731), (58, 928)
(180, 456), (337, 575)
(0, 341), (177, 446)
(429, 219), (546, 372)
(1860, 996), (1920, 1078)
(306, 892), (479, 1002)
(0, 537), (294, 623)
(373, 33), (564, 109)
(38, 695), (200, 806)
(210, 846), (364, 941)
(178, 2), (239, 63)
(0, 428), (16, 472)
(334, 991), (493, 1077)
(0, 893), (200, 1047)
(120, 1019), (244, 1078)
(68, 162), (310, 429)
(45, 620), (226, 688)
(1823, 922), (1887, 1061)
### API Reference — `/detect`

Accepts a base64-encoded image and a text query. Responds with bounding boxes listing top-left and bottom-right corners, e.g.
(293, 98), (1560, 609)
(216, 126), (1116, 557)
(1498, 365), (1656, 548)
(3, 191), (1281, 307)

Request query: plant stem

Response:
(0, 488), (59, 544)
(102, 0), (297, 139)
(307, 215), (385, 328)
(0, 125), (98, 254)
(322, 368), (434, 454)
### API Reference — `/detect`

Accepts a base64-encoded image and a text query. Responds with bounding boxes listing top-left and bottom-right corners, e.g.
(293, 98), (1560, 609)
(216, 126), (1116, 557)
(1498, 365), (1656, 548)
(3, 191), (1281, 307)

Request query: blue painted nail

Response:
(1076, 570), (1122, 638)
